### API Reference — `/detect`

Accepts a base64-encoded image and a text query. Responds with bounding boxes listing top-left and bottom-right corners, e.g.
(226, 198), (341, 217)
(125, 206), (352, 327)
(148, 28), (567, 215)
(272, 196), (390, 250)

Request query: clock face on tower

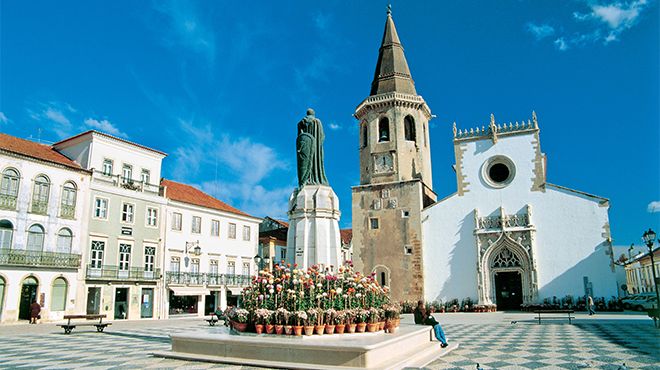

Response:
(373, 152), (394, 174)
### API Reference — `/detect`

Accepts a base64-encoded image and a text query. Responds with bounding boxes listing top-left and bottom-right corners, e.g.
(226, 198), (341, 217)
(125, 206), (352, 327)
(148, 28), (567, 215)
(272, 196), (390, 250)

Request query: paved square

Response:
(0, 312), (657, 369)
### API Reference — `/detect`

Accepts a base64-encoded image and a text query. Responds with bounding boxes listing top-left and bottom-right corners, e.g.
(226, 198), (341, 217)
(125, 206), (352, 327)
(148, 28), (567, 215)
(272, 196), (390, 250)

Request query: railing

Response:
(0, 194), (17, 210)
(31, 200), (48, 215)
(0, 249), (81, 268)
(91, 171), (162, 194)
(60, 204), (76, 219)
(166, 272), (253, 286)
(85, 264), (161, 281)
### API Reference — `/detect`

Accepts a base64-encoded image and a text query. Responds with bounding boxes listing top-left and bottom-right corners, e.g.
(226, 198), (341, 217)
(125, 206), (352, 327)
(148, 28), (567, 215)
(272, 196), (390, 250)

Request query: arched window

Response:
(51, 277), (68, 311)
(31, 175), (50, 214)
(380, 272), (386, 287)
(26, 224), (45, 251)
(404, 115), (416, 142)
(60, 182), (77, 219)
(1, 168), (20, 197)
(362, 122), (368, 148)
(378, 117), (390, 142)
(0, 220), (13, 249)
(56, 228), (73, 253)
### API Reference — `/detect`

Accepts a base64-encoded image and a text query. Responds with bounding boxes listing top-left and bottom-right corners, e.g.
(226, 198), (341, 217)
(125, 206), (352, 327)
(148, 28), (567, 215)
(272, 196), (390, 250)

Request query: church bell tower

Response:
(352, 7), (436, 301)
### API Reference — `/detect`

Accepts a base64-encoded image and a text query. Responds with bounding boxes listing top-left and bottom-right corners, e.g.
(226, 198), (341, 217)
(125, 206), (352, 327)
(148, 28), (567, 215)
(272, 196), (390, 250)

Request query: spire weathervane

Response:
(387, 3), (392, 16)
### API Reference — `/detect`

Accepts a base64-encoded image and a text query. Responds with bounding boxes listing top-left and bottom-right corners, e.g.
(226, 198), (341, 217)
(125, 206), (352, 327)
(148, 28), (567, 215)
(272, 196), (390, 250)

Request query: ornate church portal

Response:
(475, 206), (539, 308)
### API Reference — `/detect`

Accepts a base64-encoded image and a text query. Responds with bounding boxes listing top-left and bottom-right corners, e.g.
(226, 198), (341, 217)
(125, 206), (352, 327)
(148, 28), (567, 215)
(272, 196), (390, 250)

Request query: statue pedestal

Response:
(286, 185), (342, 269)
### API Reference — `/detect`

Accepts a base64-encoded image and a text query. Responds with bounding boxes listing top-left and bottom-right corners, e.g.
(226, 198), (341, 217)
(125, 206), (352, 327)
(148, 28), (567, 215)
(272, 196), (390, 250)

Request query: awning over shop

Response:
(227, 287), (243, 295)
(170, 286), (210, 296)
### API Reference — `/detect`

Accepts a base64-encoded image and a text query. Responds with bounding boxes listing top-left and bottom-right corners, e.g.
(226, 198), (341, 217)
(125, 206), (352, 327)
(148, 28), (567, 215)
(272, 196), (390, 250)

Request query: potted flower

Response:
(293, 311), (306, 336)
(377, 308), (386, 331)
(367, 307), (379, 332)
(356, 309), (368, 333)
(275, 308), (288, 335)
(324, 308), (337, 334)
(384, 303), (401, 333)
(314, 308), (325, 335)
(231, 308), (249, 332)
(305, 308), (317, 336)
(334, 310), (347, 334)
(265, 309), (275, 334)
(254, 308), (269, 334)
(346, 309), (357, 333)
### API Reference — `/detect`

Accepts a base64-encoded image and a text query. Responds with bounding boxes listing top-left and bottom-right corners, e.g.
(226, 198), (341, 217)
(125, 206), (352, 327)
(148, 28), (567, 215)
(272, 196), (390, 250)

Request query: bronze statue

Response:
(296, 108), (329, 187)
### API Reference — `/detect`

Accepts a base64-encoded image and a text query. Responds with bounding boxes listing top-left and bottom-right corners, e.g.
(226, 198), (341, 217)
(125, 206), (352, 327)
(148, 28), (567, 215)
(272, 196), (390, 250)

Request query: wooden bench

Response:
(58, 314), (111, 334)
(533, 309), (575, 324)
(205, 312), (226, 326)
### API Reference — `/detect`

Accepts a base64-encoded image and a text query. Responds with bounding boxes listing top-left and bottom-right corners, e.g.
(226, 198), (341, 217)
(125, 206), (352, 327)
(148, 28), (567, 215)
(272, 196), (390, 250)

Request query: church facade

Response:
(352, 10), (617, 306)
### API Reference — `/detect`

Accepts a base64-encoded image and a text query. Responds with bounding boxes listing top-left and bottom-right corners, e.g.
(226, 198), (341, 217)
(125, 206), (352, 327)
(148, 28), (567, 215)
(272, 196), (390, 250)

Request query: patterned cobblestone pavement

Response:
(0, 313), (657, 369)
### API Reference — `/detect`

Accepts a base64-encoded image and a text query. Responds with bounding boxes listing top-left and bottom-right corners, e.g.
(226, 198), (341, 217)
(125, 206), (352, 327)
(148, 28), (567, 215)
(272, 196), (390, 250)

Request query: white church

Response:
(352, 9), (618, 308)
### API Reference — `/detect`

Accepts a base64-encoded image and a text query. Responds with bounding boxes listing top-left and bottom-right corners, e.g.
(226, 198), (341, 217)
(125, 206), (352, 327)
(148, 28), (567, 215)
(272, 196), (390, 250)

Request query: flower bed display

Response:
(226, 262), (401, 336)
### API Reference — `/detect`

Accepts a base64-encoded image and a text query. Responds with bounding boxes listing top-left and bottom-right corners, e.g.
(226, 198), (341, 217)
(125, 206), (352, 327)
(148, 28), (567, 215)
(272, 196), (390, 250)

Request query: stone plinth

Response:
(153, 324), (458, 369)
(286, 185), (342, 269)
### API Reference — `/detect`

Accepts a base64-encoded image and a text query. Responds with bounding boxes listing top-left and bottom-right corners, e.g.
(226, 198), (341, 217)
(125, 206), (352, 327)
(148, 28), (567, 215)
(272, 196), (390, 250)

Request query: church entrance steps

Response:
(152, 324), (458, 369)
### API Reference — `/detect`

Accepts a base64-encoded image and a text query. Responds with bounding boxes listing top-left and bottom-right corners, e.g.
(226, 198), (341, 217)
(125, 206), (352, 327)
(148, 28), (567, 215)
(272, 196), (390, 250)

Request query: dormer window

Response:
(378, 117), (390, 142)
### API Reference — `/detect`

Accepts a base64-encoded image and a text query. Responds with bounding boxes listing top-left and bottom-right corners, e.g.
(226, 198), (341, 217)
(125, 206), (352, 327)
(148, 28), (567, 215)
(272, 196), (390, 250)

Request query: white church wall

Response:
(422, 129), (616, 304)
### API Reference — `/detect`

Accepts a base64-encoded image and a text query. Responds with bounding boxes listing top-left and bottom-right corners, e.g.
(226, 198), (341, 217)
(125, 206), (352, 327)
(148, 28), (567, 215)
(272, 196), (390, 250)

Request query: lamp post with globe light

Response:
(641, 229), (660, 313)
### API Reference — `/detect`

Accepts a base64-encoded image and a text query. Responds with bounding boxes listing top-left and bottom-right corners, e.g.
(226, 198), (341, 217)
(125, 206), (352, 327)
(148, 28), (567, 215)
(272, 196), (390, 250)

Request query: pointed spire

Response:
(370, 5), (416, 96)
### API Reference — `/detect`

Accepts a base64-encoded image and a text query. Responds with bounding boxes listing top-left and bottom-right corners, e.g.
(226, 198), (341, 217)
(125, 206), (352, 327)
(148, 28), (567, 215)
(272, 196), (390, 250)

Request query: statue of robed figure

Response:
(296, 108), (329, 187)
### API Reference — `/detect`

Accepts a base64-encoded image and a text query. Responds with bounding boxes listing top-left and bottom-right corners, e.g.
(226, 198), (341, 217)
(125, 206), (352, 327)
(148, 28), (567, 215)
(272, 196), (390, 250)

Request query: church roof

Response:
(370, 7), (417, 96)
(0, 133), (87, 172)
(340, 228), (353, 244)
(161, 179), (256, 219)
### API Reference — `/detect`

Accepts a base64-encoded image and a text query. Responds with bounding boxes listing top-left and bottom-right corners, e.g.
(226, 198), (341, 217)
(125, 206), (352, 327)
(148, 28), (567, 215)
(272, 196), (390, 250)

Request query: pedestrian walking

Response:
(588, 295), (596, 315)
(30, 300), (41, 324)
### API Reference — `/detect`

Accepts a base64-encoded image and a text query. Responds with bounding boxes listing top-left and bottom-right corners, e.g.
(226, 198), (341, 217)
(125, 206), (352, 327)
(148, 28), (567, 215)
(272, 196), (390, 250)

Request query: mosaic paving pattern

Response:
(0, 318), (657, 369)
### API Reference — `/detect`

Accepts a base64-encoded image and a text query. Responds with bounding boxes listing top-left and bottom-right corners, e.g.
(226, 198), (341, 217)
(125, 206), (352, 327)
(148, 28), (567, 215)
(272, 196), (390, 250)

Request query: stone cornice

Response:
(354, 92), (431, 119)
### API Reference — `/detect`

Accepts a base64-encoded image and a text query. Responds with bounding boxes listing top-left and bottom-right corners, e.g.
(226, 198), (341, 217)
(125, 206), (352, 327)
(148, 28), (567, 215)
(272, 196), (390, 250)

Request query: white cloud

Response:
(0, 112), (8, 124)
(170, 117), (293, 218)
(329, 122), (341, 130)
(554, 37), (569, 51)
(526, 23), (555, 40)
(591, 1), (645, 29)
(84, 118), (128, 138)
(648, 201), (660, 213)
(44, 107), (71, 126)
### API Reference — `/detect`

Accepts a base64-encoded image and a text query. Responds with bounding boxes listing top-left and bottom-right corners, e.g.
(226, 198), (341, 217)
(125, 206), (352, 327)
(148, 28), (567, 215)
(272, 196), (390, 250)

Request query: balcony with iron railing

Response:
(85, 264), (161, 281)
(92, 171), (161, 194)
(0, 249), (81, 269)
(30, 200), (48, 215)
(60, 204), (76, 219)
(0, 194), (17, 211)
(166, 271), (253, 287)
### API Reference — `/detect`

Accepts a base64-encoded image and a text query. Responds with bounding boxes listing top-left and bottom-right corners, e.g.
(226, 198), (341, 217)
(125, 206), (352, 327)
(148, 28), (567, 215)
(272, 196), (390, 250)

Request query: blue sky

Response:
(1, 1), (658, 246)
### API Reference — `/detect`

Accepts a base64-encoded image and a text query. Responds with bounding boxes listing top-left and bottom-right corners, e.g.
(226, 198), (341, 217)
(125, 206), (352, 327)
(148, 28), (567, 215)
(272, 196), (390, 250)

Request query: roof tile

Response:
(0, 133), (83, 170)
(162, 179), (254, 218)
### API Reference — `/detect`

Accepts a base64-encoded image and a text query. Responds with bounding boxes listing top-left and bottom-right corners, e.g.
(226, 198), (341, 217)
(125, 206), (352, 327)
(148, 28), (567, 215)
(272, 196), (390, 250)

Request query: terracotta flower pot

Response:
(293, 325), (303, 336)
(386, 323), (398, 334)
(314, 325), (325, 335)
(275, 325), (284, 335)
(232, 321), (248, 332)
(378, 321), (385, 331)
(266, 324), (275, 334)
(335, 324), (346, 334)
(304, 325), (315, 336)
(347, 323), (357, 333)
(255, 324), (264, 334)
(366, 323), (378, 332)
(356, 323), (366, 333)
(325, 324), (335, 334)
(284, 325), (293, 335)
(395, 318), (401, 327)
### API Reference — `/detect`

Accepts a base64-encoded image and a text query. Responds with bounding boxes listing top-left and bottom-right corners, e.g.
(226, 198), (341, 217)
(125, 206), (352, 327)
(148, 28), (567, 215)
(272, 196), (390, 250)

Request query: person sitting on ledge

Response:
(414, 300), (448, 348)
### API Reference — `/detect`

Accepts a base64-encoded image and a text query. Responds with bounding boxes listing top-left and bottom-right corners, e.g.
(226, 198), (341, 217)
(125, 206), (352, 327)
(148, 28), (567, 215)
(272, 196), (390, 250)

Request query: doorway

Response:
(141, 288), (153, 318)
(0, 276), (6, 321)
(114, 288), (129, 319)
(494, 271), (522, 310)
(86, 287), (101, 315)
(205, 291), (218, 315)
(19, 277), (38, 320)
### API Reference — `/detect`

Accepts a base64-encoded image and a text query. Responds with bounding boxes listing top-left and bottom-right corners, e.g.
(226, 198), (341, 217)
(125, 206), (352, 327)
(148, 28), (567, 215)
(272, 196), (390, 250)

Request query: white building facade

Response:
(0, 134), (91, 322)
(53, 131), (167, 320)
(422, 116), (617, 308)
(161, 180), (260, 318)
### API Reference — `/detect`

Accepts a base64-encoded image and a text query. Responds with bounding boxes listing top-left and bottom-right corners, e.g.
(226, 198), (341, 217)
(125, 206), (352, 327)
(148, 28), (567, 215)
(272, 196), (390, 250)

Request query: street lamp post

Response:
(642, 229), (660, 314)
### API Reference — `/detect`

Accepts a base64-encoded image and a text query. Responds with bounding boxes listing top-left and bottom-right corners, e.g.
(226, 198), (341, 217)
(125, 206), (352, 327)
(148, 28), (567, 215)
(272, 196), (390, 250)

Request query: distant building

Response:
(161, 179), (261, 316)
(258, 217), (288, 267)
(0, 133), (90, 323)
(340, 229), (353, 263)
(54, 131), (167, 320)
(625, 247), (660, 295)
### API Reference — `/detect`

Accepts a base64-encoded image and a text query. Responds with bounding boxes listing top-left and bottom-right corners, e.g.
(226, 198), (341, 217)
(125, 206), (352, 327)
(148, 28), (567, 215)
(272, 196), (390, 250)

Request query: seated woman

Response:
(413, 300), (448, 348)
